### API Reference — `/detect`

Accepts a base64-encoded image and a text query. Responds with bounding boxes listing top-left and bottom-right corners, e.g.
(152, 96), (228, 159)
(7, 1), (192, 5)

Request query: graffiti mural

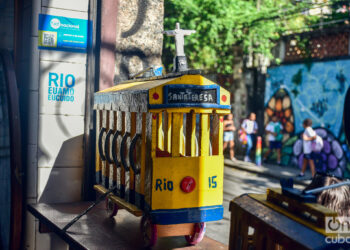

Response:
(264, 59), (350, 177)
(265, 89), (295, 137)
(287, 128), (348, 177)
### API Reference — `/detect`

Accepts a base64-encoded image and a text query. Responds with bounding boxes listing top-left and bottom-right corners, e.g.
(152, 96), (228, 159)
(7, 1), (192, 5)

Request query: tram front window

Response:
(155, 111), (220, 158)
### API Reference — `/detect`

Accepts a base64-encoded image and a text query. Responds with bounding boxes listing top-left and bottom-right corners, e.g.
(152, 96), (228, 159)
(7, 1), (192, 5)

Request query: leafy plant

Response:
(163, 0), (346, 74)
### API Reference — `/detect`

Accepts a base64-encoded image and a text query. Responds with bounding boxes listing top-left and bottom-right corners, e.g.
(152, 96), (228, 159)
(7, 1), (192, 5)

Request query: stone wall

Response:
(114, 0), (163, 83)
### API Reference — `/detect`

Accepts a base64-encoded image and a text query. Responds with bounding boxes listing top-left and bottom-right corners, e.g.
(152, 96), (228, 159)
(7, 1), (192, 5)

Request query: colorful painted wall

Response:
(264, 59), (350, 178)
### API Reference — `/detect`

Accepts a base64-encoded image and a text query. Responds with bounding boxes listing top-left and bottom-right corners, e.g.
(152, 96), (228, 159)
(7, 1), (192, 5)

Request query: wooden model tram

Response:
(93, 71), (231, 246)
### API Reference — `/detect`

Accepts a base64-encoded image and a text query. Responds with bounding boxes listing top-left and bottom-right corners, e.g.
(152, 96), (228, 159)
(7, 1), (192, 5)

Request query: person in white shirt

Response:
(297, 118), (316, 178)
(241, 113), (258, 162)
(263, 115), (283, 164)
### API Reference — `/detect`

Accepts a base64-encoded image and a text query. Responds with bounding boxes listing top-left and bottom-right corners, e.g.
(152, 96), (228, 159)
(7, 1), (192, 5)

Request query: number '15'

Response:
(209, 176), (217, 188)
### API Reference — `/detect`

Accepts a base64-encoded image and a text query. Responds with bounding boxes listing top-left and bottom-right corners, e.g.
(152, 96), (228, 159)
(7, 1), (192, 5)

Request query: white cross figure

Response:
(163, 22), (196, 57)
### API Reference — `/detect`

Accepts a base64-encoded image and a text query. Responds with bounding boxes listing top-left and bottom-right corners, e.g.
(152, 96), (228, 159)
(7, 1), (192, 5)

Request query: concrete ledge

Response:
(28, 202), (228, 249)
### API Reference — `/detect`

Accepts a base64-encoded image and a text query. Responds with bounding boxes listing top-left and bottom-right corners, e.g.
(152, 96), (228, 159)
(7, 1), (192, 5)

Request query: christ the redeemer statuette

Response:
(164, 22), (196, 72)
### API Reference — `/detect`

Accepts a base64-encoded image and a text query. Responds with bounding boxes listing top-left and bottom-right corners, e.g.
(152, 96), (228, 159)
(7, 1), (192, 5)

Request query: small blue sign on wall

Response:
(38, 14), (89, 53)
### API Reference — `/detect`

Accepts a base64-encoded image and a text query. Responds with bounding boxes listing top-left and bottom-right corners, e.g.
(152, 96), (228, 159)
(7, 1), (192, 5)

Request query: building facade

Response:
(264, 31), (350, 177)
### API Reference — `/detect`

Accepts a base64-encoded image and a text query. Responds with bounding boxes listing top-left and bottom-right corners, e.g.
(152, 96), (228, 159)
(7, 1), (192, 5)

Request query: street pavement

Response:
(206, 161), (309, 245)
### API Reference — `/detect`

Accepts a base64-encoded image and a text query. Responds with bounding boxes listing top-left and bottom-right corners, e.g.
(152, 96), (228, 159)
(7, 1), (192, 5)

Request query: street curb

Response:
(224, 159), (310, 187)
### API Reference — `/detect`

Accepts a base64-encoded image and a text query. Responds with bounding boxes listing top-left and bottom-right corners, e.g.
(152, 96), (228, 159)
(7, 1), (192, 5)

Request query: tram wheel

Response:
(140, 215), (157, 247)
(185, 222), (206, 245)
(105, 198), (118, 218)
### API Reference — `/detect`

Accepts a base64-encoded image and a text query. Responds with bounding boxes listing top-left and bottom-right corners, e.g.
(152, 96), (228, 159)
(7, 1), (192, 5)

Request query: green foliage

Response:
(164, 0), (350, 74)
(163, 0), (315, 74)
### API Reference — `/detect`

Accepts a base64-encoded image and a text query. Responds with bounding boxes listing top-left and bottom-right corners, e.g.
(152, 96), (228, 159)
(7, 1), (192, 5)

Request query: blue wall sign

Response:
(38, 14), (89, 53)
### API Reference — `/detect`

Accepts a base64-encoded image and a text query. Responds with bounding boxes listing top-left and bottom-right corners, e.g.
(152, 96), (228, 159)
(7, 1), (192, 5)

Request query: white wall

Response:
(24, 0), (89, 249)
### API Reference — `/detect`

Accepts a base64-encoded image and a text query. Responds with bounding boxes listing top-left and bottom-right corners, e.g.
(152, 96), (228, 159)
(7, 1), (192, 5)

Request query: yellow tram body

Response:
(93, 73), (230, 241)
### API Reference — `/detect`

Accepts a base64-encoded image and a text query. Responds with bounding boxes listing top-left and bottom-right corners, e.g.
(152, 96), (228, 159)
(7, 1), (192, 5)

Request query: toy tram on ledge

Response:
(93, 72), (231, 247)
(93, 23), (231, 247)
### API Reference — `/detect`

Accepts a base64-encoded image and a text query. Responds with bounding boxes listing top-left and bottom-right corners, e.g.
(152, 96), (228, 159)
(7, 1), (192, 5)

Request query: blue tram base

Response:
(150, 205), (224, 225)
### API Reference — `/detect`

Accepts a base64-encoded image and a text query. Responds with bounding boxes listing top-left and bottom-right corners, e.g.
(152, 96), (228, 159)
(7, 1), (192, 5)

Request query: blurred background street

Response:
(206, 163), (308, 245)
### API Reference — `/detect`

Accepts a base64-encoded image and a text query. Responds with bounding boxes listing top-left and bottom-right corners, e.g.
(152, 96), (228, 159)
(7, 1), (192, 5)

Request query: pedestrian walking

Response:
(297, 118), (316, 178)
(223, 113), (236, 161)
(263, 115), (283, 165)
(241, 113), (258, 162)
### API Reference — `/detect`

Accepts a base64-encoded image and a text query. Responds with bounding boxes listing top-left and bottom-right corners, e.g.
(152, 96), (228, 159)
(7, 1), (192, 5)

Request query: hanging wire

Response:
(242, 0), (349, 29)
(282, 18), (349, 34)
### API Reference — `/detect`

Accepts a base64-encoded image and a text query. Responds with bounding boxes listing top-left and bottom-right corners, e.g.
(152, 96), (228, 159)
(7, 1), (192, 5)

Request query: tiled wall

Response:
(284, 32), (350, 62)
(23, 0), (89, 249)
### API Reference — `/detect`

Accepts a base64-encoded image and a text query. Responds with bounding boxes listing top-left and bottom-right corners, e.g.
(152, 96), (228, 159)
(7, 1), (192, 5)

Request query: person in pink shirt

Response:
(223, 113), (236, 161)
